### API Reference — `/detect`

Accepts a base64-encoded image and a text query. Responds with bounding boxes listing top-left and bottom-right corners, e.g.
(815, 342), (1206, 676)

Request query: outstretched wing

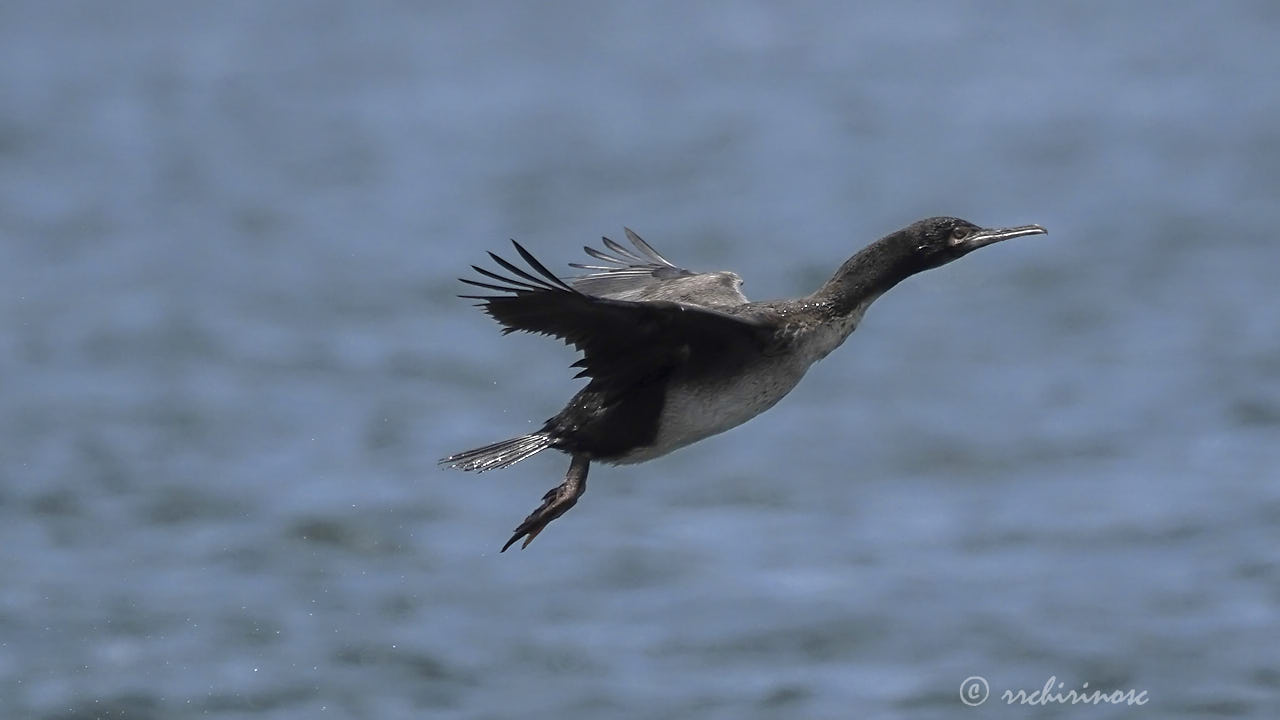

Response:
(569, 228), (750, 308)
(461, 240), (772, 398)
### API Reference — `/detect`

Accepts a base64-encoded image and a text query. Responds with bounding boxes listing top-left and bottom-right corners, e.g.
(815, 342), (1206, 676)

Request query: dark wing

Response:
(569, 228), (750, 308)
(461, 241), (773, 398)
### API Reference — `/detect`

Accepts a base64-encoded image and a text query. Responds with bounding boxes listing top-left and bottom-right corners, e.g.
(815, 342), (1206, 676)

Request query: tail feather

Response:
(440, 433), (553, 472)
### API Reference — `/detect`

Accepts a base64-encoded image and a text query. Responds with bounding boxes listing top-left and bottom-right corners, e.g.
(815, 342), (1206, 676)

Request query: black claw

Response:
(500, 530), (525, 553)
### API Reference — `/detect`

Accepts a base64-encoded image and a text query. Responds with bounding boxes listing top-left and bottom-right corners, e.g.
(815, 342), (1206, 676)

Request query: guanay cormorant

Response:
(441, 217), (1047, 550)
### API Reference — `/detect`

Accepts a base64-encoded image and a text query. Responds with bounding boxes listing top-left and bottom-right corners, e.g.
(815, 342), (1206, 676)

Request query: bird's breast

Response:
(614, 355), (813, 464)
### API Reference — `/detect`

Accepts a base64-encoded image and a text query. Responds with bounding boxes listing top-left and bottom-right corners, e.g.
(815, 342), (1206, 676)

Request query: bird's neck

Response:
(808, 232), (916, 318)
(771, 233), (919, 363)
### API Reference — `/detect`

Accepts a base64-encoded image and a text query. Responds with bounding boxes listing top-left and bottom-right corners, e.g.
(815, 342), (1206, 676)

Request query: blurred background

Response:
(2, 1), (1278, 718)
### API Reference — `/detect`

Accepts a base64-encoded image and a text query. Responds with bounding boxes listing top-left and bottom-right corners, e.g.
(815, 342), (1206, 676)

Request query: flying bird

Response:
(441, 217), (1047, 550)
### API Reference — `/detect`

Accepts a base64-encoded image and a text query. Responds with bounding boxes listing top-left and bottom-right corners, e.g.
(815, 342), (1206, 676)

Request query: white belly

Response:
(615, 358), (812, 464)
(612, 304), (871, 465)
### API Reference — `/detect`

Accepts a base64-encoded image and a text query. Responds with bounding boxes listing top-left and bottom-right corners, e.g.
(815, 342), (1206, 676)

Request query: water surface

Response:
(2, 2), (1279, 718)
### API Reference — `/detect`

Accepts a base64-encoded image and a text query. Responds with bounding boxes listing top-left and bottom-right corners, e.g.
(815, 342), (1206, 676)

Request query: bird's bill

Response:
(963, 224), (1047, 250)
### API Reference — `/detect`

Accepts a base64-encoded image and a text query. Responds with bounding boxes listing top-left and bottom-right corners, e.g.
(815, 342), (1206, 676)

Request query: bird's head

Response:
(900, 216), (1047, 273)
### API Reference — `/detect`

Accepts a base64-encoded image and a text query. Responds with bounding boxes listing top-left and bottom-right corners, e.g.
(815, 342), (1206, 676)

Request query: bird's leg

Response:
(501, 455), (589, 551)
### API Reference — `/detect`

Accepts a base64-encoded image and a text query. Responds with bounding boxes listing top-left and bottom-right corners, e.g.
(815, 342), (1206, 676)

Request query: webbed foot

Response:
(501, 455), (589, 551)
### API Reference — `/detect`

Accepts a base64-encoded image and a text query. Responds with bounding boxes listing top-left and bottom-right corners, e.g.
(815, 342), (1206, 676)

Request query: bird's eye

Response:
(950, 226), (971, 241)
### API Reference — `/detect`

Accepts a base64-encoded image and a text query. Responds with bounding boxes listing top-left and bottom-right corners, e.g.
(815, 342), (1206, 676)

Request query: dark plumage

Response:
(442, 217), (1047, 550)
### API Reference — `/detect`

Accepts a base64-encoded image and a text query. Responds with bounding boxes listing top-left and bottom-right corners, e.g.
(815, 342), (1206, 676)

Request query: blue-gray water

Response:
(3, 2), (1279, 718)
